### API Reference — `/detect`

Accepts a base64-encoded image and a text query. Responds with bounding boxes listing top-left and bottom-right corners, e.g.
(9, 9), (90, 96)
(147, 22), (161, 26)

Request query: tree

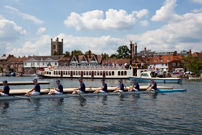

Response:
(72, 50), (83, 55)
(53, 52), (59, 55)
(183, 55), (202, 76)
(109, 54), (117, 59)
(116, 45), (130, 58)
(103, 53), (108, 59)
(64, 51), (70, 57)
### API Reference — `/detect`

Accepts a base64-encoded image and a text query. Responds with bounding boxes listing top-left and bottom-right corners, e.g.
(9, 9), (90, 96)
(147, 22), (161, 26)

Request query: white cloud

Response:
(64, 9), (148, 31)
(0, 15), (26, 41)
(127, 11), (202, 53)
(151, 0), (182, 23)
(8, 35), (51, 56)
(133, 9), (149, 18)
(192, 0), (202, 4)
(140, 20), (149, 26)
(36, 27), (46, 35)
(192, 8), (202, 13)
(5, 6), (44, 24)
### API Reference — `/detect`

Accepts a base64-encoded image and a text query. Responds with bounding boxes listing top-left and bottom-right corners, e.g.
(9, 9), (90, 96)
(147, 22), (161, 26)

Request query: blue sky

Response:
(0, 0), (202, 56)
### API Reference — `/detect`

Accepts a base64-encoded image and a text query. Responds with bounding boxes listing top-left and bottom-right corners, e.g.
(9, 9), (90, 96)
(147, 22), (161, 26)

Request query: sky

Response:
(0, 0), (202, 57)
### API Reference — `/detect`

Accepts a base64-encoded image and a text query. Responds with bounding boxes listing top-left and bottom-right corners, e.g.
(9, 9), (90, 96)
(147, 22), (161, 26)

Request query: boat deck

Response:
(0, 81), (50, 86)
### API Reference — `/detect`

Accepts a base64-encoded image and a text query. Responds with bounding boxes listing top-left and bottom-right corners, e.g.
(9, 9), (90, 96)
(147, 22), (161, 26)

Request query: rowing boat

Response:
(0, 91), (155, 101)
(0, 89), (187, 101)
(157, 89), (186, 92)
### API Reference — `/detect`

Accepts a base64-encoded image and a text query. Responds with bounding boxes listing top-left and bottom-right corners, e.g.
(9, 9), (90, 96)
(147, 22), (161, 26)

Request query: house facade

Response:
(145, 51), (184, 71)
(23, 56), (61, 73)
(3, 56), (28, 72)
(69, 50), (104, 66)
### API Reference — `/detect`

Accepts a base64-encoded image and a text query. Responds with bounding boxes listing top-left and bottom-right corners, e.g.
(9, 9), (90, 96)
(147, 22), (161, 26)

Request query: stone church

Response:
(51, 38), (63, 56)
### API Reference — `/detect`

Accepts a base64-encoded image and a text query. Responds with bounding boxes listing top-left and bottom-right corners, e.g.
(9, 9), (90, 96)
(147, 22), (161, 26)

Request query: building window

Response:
(53, 45), (56, 49)
(55, 62), (57, 65)
(154, 60), (157, 62)
(43, 63), (44, 65)
(25, 63), (27, 66)
(37, 63), (39, 66)
(167, 59), (170, 62)
(173, 63), (176, 66)
(112, 71), (114, 76)
(178, 63), (180, 66)
(165, 63), (167, 66)
(162, 64), (164, 66)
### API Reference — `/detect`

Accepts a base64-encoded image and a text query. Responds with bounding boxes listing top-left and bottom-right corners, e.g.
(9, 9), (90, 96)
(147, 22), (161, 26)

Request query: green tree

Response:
(72, 50), (83, 55)
(109, 54), (117, 59)
(183, 55), (202, 76)
(103, 53), (108, 59)
(116, 45), (130, 58)
(64, 51), (70, 57)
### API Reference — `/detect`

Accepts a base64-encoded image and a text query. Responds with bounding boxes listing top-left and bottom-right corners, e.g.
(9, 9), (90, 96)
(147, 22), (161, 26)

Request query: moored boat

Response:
(129, 71), (182, 83)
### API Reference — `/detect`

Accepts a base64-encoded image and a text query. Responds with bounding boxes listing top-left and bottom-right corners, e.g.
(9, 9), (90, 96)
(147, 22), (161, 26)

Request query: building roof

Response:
(192, 52), (202, 57)
(6, 57), (28, 63)
(25, 55), (63, 61)
(102, 57), (145, 65)
(145, 55), (183, 64)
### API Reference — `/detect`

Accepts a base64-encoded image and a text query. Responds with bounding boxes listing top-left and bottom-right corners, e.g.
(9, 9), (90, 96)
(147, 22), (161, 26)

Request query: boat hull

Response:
(129, 77), (182, 83)
(157, 89), (186, 92)
(0, 91), (155, 101)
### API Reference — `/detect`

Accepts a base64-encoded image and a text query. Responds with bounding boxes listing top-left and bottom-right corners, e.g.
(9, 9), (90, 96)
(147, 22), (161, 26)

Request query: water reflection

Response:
(0, 101), (9, 114)
(78, 96), (86, 107)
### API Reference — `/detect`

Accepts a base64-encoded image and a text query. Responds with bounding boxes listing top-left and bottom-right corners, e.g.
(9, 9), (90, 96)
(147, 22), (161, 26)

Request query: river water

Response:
(0, 77), (202, 135)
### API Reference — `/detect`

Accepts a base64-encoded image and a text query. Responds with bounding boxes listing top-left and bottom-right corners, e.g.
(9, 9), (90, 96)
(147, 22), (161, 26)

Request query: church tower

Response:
(51, 38), (63, 56)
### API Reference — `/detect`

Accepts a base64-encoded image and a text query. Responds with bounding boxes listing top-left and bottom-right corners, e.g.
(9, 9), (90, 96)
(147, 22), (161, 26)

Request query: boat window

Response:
(109, 71), (111, 76)
(86, 71), (88, 75)
(97, 71), (99, 76)
(112, 71), (114, 76)
(121, 71), (123, 76)
(106, 71), (108, 76)
(84, 71), (85, 75)
(73, 71), (75, 75)
(68, 71), (70, 75)
(66, 71), (68, 75)
(94, 71), (96, 75)
(100, 71), (102, 75)
(89, 71), (91, 75)
(54, 71), (55, 75)
(118, 71), (120, 76)
(59, 71), (61, 75)
(124, 71), (127, 76)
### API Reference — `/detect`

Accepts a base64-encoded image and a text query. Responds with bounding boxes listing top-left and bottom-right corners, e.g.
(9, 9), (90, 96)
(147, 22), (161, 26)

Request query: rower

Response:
(94, 79), (107, 93)
(128, 79), (139, 92)
(113, 79), (124, 92)
(0, 80), (10, 96)
(72, 78), (85, 94)
(26, 79), (40, 95)
(146, 79), (157, 91)
(48, 80), (63, 95)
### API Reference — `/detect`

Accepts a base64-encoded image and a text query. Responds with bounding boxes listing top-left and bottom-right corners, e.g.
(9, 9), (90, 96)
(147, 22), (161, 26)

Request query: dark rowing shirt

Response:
(150, 82), (157, 90)
(34, 83), (40, 92)
(58, 83), (63, 93)
(133, 82), (140, 90)
(119, 83), (124, 90)
(102, 83), (107, 92)
(3, 85), (10, 95)
(79, 82), (85, 92)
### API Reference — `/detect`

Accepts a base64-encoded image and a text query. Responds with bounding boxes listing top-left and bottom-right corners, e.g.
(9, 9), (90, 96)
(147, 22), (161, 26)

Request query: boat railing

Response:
(53, 66), (126, 70)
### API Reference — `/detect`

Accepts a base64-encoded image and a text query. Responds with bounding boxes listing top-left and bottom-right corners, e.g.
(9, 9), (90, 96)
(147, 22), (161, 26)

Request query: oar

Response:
(156, 88), (165, 95)
(73, 89), (86, 101)
(26, 92), (35, 105)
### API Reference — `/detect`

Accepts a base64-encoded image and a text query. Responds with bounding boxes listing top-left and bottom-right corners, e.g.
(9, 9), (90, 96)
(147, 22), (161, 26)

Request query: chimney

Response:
(173, 51), (177, 56)
(132, 44), (134, 59)
(56, 38), (58, 42)
(2, 54), (6, 57)
(89, 50), (91, 58)
(130, 40), (133, 65)
(135, 43), (137, 63)
(106, 55), (108, 60)
(189, 49), (192, 55)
